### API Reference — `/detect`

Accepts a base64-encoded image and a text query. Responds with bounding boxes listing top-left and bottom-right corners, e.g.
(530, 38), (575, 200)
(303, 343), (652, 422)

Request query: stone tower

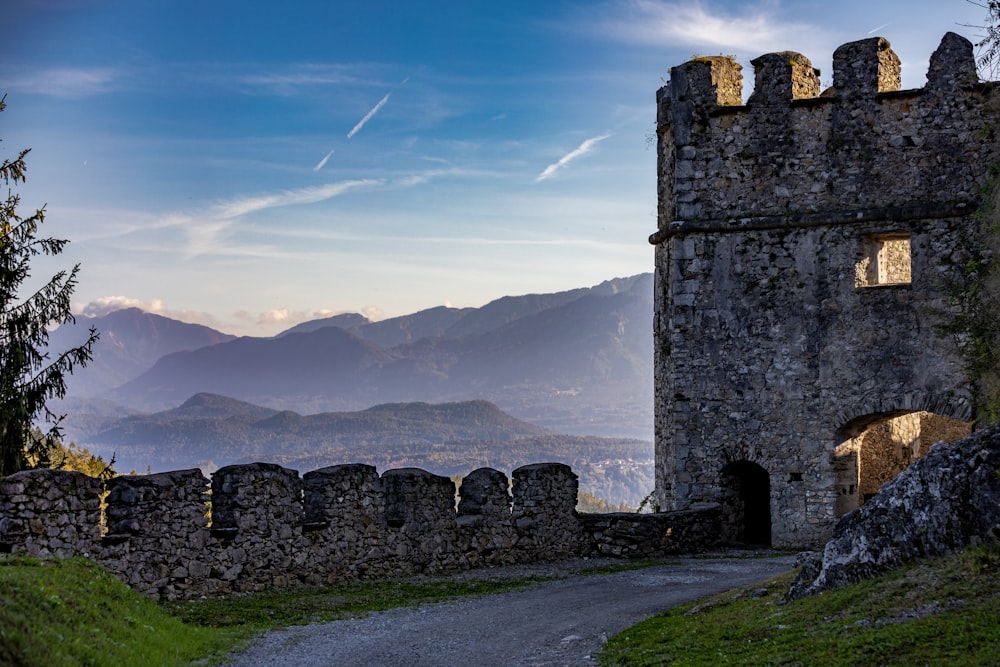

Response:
(650, 33), (998, 548)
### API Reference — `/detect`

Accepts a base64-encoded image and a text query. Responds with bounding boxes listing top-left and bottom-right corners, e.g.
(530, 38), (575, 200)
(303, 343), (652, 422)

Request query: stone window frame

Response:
(855, 232), (912, 288)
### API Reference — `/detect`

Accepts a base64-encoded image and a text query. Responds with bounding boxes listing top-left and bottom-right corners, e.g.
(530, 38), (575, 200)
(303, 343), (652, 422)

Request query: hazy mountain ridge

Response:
(279, 306), (474, 349)
(90, 274), (653, 437)
(47, 308), (237, 395)
(76, 394), (651, 506)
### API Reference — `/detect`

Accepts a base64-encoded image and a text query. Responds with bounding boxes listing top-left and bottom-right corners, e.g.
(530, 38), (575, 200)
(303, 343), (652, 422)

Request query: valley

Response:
(50, 275), (656, 507)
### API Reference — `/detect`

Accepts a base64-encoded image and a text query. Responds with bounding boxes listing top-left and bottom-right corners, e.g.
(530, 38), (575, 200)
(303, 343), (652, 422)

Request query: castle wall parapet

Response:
(0, 469), (102, 558)
(654, 32), (992, 228)
(0, 462), (721, 600)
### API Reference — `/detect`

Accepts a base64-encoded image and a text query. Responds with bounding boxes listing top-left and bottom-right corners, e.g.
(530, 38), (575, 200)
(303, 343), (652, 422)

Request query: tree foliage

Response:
(971, 1), (1000, 74)
(24, 427), (114, 478)
(0, 96), (99, 477)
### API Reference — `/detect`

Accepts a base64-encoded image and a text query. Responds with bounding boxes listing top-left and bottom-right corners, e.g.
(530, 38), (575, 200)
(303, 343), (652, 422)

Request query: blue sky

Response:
(1, 0), (990, 336)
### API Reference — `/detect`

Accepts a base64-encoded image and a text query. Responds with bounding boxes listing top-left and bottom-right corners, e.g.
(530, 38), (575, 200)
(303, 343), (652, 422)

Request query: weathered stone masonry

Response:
(651, 32), (1000, 549)
(0, 462), (721, 600)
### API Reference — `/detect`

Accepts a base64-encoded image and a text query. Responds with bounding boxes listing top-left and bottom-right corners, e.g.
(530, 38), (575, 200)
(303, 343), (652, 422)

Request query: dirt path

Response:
(227, 554), (796, 666)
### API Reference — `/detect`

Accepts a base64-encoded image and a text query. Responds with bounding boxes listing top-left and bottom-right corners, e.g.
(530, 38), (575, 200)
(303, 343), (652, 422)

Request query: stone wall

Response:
(833, 412), (971, 512)
(581, 503), (722, 558)
(651, 32), (999, 548)
(0, 462), (720, 600)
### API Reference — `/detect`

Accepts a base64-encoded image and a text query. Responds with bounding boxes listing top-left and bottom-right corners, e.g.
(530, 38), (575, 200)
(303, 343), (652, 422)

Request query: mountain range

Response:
(48, 274), (655, 505)
(55, 274), (653, 435)
(80, 393), (652, 506)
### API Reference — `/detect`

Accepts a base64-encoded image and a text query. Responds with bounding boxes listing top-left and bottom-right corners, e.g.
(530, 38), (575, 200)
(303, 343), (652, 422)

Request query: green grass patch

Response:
(599, 545), (1000, 666)
(166, 561), (678, 632)
(1, 556), (557, 666)
(0, 555), (236, 667)
(162, 574), (551, 631)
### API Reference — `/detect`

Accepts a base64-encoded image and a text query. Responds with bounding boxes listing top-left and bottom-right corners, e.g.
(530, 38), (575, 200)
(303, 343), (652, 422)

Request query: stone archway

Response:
(833, 411), (971, 516)
(720, 460), (771, 546)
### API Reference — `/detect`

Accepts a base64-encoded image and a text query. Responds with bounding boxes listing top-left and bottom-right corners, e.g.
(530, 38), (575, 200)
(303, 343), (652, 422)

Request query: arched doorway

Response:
(720, 460), (771, 546)
(834, 411), (971, 516)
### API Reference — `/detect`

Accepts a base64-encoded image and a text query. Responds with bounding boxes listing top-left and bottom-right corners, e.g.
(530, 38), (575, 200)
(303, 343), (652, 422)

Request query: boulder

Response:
(787, 424), (1000, 600)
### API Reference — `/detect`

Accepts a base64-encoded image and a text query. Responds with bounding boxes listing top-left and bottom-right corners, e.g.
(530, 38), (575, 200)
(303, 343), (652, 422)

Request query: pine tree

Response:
(0, 96), (98, 477)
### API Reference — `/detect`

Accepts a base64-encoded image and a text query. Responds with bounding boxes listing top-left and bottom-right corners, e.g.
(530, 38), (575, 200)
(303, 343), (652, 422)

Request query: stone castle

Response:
(651, 32), (999, 548)
(1, 32), (997, 600)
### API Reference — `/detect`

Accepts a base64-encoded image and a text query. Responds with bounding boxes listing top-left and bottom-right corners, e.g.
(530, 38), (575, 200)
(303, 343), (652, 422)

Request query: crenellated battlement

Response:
(653, 32), (992, 231)
(0, 461), (721, 600)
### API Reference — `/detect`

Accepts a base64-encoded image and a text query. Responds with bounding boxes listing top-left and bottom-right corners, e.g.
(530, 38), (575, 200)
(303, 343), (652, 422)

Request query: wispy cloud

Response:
(6, 67), (123, 97)
(313, 148), (335, 171)
(392, 168), (471, 188)
(347, 92), (392, 138)
(212, 179), (381, 220)
(143, 179), (386, 258)
(239, 65), (364, 94)
(535, 134), (610, 182)
(253, 306), (382, 327)
(597, 1), (828, 55)
(79, 296), (169, 317)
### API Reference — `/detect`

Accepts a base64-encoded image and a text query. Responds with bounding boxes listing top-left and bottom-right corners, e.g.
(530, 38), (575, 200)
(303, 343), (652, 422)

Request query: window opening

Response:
(856, 234), (911, 287)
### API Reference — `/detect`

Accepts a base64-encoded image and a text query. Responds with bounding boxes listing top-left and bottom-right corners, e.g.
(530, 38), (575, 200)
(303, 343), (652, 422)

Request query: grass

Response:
(598, 545), (1000, 666)
(0, 555), (561, 666)
(0, 555), (236, 667)
(161, 574), (554, 630)
(6, 549), (998, 666)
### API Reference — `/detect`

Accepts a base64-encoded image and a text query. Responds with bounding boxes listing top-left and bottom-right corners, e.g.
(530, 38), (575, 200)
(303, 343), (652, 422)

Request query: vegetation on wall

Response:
(968, 180), (1000, 423)
(938, 172), (1000, 424)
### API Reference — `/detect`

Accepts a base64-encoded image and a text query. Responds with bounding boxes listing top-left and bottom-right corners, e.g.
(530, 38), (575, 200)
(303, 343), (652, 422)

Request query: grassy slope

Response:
(599, 545), (1000, 666)
(0, 556), (237, 667)
(0, 555), (553, 666)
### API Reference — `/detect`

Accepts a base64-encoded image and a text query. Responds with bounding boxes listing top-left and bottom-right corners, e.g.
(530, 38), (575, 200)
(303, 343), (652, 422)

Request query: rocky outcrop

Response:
(787, 425), (1000, 599)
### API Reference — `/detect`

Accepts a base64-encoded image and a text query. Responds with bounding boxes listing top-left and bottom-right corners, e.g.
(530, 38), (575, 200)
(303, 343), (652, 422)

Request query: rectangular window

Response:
(856, 234), (911, 287)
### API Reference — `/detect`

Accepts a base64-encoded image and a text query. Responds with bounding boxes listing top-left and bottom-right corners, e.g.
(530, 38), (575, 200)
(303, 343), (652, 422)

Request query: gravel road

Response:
(227, 553), (797, 666)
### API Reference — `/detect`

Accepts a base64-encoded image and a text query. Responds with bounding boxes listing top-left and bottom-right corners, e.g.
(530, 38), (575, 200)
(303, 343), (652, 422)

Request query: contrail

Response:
(347, 92), (391, 139)
(535, 134), (610, 182)
(313, 148), (335, 171)
(346, 77), (409, 139)
(867, 23), (890, 35)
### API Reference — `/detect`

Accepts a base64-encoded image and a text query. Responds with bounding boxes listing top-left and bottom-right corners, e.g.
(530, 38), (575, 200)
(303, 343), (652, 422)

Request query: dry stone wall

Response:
(652, 32), (999, 548)
(0, 461), (720, 600)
